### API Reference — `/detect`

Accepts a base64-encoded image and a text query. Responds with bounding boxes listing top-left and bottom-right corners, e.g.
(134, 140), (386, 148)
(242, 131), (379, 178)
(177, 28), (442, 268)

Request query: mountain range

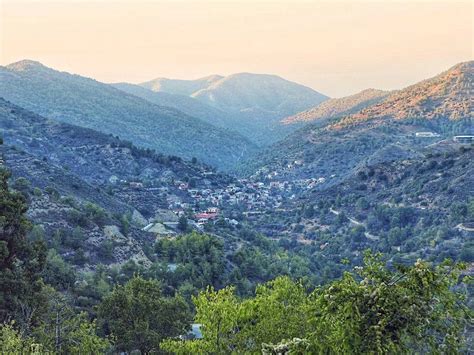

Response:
(241, 61), (473, 181)
(137, 72), (329, 144)
(0, 60), (256, 170)
(0, 58), (472, 315)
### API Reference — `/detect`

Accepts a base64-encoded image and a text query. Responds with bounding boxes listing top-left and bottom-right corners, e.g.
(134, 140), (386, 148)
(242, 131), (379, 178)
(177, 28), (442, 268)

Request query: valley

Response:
(0, 59), (472, 353)
(1, 59), (472, 277)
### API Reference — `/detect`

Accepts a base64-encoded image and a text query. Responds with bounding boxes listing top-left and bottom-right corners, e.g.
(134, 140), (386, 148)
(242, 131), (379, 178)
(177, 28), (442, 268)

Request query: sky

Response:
(0, 0), (472, 97)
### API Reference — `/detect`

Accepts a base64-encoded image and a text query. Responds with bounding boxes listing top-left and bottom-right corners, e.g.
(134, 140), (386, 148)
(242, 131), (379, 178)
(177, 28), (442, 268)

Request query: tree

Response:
(12, 177), (30, 195)
(0, 167), (47, 329)
(98, 276), (191, 353)
(161, 286), (240, 354)
(306, 253), (468, 354)
(83, 202), (107, 227)
(188, 177), (197, 188)
(350, 225), (366, 244)
(31, 286), (110, 354)
(64, 316), (111, 354)
(42, 250), (76, 291)
(0, 322), (43, 354)
(303, 204), (315, 218)
(178, 215), (188, 232)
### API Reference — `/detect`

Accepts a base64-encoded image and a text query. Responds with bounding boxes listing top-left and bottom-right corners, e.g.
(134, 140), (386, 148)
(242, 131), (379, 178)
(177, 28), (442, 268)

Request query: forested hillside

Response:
(0, 165), (470, 353)
(0, 61), (256, 170)
(241, 61), (473, 179)
(112, 82), (237, 129)
(0, 61), (472, 354)
(282, 88), (389, 125)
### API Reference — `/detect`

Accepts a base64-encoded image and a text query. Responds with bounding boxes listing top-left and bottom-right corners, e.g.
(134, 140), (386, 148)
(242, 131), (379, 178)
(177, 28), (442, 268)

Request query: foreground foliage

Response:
(98, 276), (191, 353)
(162, 252), (470, 354)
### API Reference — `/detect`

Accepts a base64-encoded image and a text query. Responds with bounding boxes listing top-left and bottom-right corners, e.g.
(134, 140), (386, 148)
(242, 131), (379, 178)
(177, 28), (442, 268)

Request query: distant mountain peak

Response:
(6, 59), (48, 71)
(139, 72), (328, 144)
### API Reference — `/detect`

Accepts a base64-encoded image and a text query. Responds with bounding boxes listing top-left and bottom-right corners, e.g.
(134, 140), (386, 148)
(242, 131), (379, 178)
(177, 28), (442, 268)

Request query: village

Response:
(115, 163), (329, 237)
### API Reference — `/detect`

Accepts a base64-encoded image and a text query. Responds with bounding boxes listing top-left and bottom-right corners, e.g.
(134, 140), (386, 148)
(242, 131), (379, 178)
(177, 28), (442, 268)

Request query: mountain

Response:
(334, 61), (473, 128)
(139, 73), (329, 145)
(0, 98), (231, 207)
(0, 60), (257, 170)
(282, 88), (389, 125)
(241, 62), (473, 182)
(189, 73), (328, 119)
(111, 82), (238, 130)
(0, 98), (327, 288)
(140, 75), (224, 96)
(0, 98), (234, 266)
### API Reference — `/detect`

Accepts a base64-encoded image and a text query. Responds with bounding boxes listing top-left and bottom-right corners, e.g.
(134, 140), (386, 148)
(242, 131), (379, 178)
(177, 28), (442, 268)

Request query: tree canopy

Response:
(162, 252), (470, 354)
(98, 276), (191, 353)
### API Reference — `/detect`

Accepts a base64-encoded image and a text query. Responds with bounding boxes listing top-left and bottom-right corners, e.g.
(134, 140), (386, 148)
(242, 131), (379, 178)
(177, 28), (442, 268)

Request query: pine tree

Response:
(0, 165), (47, 332)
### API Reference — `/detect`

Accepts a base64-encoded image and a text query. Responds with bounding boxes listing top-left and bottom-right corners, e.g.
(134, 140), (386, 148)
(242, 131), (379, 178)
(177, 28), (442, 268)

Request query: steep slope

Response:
(282, 89), (389, 125)
(241, 62), (473, 181)
(335, 61), (473, 128)
(244, 145), (473, 266)
(0, 98), (231, 212)
(139, 72), (329, 145)
(1, 144), (154, 268)
(0, 60), (257, 170)
(111, 82), (234, 127)
(0, 98), (233, 267)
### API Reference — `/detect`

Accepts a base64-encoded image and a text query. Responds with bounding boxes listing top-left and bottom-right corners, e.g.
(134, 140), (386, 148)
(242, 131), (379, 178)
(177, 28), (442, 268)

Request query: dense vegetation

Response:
(163, 253), (470, 354)
(0, 63), (257, 170)
(1, 162), (471, 353)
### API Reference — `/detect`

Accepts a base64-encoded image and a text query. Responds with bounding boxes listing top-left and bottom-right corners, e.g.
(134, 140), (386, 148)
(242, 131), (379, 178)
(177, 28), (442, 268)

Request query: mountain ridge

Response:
(0, 59), (257, 170)
(241, 61), (473, 182)
(282, 88), (390, 125)
(332, 61), (473, 129)
(138, 71), (329, 145)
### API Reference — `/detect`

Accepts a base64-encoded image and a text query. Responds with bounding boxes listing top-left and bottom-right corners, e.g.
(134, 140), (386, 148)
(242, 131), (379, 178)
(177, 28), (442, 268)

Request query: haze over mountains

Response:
(141, 75), (224, 96)
(1, 59), (472, 175)
(0, 60), (256, 170)
(111, 82), (234, 129)
(137, 72), (329, 144)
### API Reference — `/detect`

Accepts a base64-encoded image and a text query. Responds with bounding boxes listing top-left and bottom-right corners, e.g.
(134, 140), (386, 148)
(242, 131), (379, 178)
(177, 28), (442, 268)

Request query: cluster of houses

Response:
(120, 168), (329, 237)
(195, 207), (219, 225)
(153, 177), (326, 232)
(136, 174), (329, 238)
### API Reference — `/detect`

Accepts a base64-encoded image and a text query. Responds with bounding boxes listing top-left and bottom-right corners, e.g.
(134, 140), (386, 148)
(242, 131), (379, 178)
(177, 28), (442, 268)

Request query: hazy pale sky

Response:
(1, 0), (472, 97)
